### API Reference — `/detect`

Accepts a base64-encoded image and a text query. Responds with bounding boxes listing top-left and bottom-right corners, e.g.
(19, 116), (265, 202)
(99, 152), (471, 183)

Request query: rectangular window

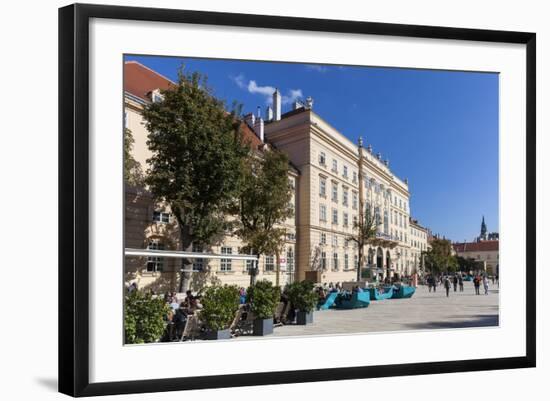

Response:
(352, 171), (358, 183)
(332, 183), (338, 202)
(352, 191), (358, 209)
(344, 254), (349, 270)
(319, 204), (327, 222)
(343, 188), (349, 206)
(332, 234), (338, 247)
(319, 151), (326, 165)
(319, 176), (326, 196)
(353, 215), (358, 226)
(220, 247), (232, 271)
(265, 255), (275, 271)
(146, 240), (164, 272)
(332, 159), (338, 172)
(354, 254), (359, 269)
(289, 178), (295, 190)
(321, 251), (327, 270)
(320, 232), (327, 245)
(287, 247), (295, 272)
(332, 253), (339, 271)
(332, 208), (338, 224)
(152, 211), (170, 223)
(343, 165), (348, 178)
(192, 243), (204, 271)
(343, 212), (349, 227)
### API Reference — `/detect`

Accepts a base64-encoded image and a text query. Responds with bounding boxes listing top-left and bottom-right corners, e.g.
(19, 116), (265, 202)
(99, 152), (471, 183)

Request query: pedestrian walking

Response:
(458, 275), (464, 292)
(452, 275), (458, 292)
(473, 275), (481, 295)
(444, 276), (451, 297)
(483, 275), (489, 295)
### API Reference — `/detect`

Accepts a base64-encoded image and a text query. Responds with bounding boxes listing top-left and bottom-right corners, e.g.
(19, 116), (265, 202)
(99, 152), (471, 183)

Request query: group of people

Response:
(163, 290), (202, 341)
(425, 273), (493, 297)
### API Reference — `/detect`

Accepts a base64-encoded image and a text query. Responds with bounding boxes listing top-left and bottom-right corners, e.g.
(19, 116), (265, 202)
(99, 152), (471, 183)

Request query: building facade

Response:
(409, 218), (429, 274)
(124, 60), (430, 291)
(265, 100), (421, 283)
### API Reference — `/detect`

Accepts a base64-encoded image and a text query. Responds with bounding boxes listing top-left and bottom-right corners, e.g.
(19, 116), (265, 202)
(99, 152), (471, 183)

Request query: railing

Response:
(125, 248), (258, 273)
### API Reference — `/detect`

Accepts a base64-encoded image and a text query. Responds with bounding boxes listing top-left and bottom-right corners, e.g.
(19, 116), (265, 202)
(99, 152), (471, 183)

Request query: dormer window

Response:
(151, 89), (163, 103)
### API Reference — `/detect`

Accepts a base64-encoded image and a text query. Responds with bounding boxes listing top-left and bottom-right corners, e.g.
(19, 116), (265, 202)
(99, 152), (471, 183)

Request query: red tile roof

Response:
(240, 122), (263, 150)
(453, 240), (499, 253)
(125, 61), (264, 149)
(124, 61), (174, 101)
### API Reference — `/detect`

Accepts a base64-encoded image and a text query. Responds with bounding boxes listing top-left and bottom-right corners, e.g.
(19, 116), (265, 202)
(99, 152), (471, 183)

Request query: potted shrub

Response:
(247, 280), (280, 336)
(200, 284), (240, 340)
(124, 290), (170, 344)
(286, 281), (318, 325)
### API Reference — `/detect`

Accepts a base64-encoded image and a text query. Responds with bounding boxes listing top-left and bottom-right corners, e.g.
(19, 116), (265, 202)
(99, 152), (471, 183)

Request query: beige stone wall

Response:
(456, 249), (499, 275)
(265, 109), (415, 282)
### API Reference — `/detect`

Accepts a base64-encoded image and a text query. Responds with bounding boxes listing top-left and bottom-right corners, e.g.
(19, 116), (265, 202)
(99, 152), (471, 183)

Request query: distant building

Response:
(409, 218), (429, 273)
(453, 216), (499, 275)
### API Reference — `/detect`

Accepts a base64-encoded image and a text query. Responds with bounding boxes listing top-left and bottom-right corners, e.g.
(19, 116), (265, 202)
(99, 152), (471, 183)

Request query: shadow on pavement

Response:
(402, 314), (499, 330)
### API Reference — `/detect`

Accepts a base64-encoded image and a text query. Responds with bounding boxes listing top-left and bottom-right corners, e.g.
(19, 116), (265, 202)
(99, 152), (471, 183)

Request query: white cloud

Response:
(231, 74), (303, 106)
(231, 74), (246, 89)
(282, 89), (303, 105)
(247, 80), (276, 98)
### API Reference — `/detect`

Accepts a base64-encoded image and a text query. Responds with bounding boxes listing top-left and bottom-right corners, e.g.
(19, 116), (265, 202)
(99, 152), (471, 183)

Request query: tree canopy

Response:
(234, 148), (294, 283)
(424, 238), (458, 274)
(142, 68), (248, 249)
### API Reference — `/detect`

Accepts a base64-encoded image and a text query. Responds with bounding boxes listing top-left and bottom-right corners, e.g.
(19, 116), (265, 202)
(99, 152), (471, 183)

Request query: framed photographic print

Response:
(58, 3), (536, 397)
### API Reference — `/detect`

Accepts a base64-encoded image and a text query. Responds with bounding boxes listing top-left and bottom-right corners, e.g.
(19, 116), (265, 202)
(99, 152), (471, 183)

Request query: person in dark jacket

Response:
(458, 275), (464, 292)
(443, 276), (451, 297)
(452, 275), (458, 292)
(473, 275), (481, 295)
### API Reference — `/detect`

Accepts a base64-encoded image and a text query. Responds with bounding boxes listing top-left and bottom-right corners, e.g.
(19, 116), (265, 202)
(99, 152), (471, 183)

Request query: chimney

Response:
(273, 89), (281, 121)
(265, 106), (273, 121)
(244, 113), (255, 128)
(253, 116), (264, 142)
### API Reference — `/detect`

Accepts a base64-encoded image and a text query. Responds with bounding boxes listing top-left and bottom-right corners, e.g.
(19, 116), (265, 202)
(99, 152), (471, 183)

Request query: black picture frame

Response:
(59, 3), (536, 397)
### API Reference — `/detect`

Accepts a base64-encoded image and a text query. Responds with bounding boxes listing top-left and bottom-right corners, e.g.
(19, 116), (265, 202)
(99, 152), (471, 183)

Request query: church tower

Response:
(480, 216), (488, 241)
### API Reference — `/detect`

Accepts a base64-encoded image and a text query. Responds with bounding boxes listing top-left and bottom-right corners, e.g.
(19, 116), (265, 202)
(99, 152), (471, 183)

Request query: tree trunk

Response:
(275, 249), (280, 287)
(177, 223), (193, 293)
(249, 253), (260, 286)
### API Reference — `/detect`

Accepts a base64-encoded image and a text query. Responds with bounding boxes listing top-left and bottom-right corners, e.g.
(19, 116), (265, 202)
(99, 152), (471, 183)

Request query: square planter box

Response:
(296, 311), (313, 325)
(253, 318), (274, 336)
(204, 328), (231, 340)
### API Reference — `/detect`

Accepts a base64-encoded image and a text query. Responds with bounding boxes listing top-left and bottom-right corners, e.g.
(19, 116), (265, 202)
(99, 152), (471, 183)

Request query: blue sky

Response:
(125, 55), (499, 242)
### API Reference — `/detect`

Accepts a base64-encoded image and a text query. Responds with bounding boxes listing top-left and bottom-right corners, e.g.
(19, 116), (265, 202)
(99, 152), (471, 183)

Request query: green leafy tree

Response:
(234, 149), (294, 285)
(346, 204), (378, 281)
(246, 280), (281, 319)
(142, 68), (248, 291)
(424, 238), (457, 275)
(124, 128), (145, 186)
(200, 284), (240, 332)
(124, 291), (170, 344)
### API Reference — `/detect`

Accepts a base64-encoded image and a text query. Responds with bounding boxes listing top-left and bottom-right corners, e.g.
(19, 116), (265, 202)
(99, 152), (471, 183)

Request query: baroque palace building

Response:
(124, 60), (430, 292)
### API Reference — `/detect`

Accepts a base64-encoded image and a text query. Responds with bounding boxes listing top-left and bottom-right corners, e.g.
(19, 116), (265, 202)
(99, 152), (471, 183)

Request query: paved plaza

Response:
(268, 281), (499, 338)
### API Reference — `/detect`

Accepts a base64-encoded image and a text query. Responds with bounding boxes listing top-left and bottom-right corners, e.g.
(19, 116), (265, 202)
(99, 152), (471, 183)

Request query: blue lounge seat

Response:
(334, 291), (370, 309)
(368, 287), (393, 300)
(390, 285), (416, 299)
(317, 292), (338, 310)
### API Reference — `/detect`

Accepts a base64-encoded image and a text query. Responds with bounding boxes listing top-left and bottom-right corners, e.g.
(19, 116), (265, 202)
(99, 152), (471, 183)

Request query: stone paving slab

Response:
(236, 281), (499, 340)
